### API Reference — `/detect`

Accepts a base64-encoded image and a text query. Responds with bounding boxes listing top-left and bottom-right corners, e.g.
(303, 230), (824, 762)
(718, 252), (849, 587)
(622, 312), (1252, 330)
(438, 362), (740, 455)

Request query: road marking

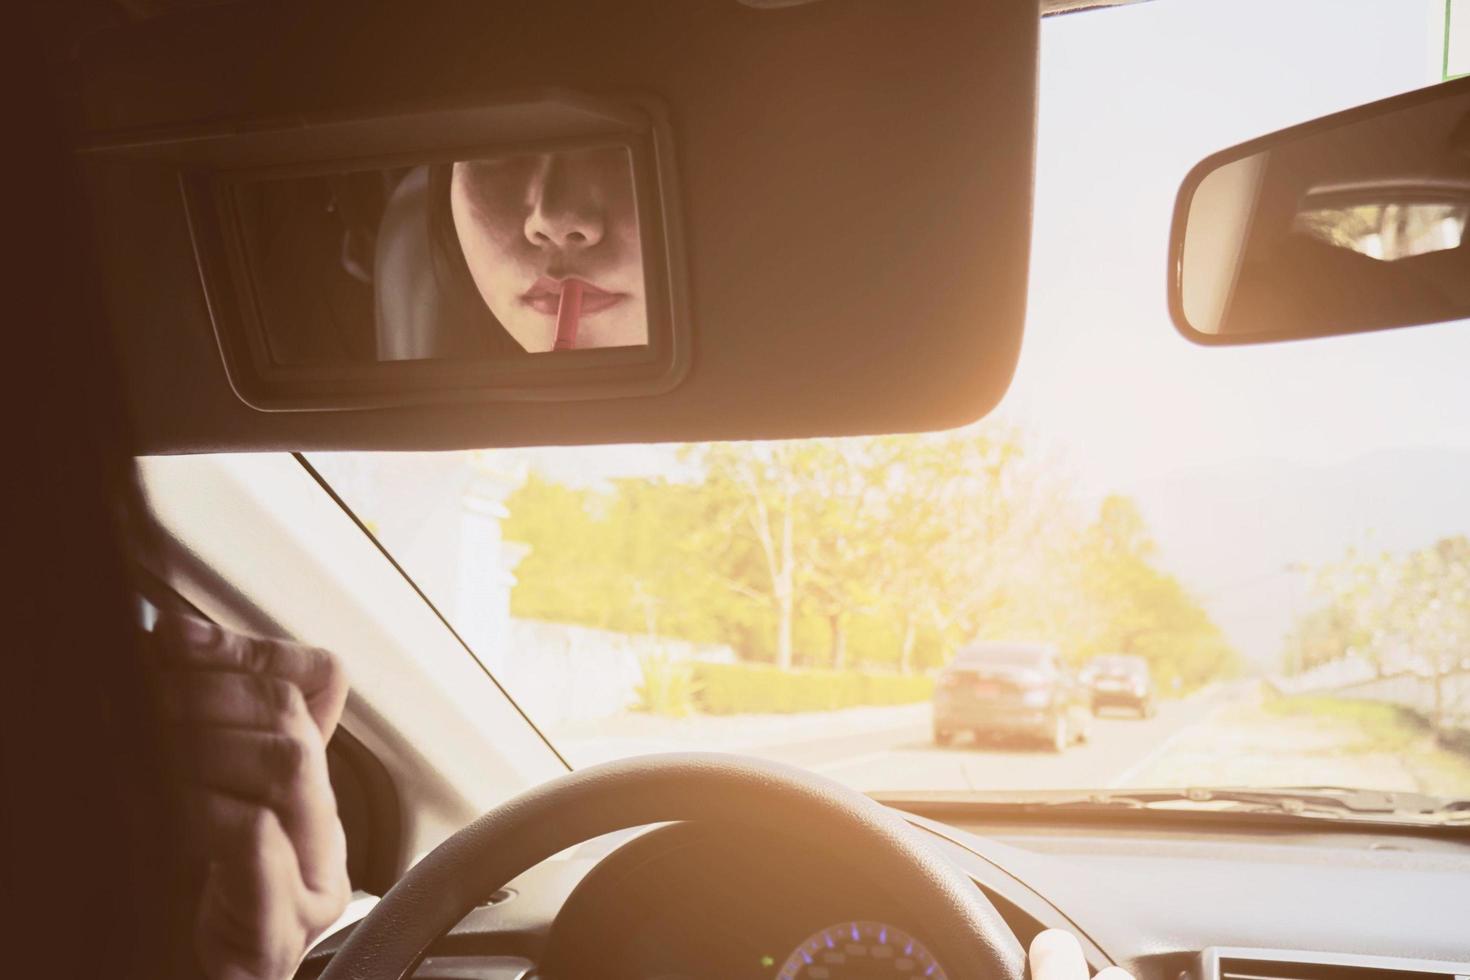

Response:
(1106, 708), (1213, 788)
(1104, 685), (1241, 788)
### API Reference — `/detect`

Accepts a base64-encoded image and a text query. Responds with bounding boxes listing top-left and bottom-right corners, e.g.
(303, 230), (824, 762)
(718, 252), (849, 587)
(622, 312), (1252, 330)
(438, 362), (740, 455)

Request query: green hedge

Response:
(690, 662), (934, 715)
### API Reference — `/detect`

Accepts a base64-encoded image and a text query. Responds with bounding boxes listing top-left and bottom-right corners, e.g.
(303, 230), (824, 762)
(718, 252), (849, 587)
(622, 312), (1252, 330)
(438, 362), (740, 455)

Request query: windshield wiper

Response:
(875, 786), (1470, 826)
(1050, 786), (1470, 822)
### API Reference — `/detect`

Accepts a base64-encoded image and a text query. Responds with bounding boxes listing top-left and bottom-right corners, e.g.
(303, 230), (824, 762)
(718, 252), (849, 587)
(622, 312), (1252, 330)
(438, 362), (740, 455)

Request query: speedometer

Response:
(776, 921), (948, 980)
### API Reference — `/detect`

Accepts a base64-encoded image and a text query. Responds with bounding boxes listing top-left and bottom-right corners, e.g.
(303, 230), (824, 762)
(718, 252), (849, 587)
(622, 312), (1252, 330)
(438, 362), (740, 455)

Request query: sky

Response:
(522, 0), (1470, 490)
(1004, 0), (1470, 493)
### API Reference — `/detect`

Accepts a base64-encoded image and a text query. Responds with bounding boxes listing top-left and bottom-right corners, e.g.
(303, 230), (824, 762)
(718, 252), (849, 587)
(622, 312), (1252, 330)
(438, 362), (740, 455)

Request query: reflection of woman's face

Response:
(450, 146), (647, 352)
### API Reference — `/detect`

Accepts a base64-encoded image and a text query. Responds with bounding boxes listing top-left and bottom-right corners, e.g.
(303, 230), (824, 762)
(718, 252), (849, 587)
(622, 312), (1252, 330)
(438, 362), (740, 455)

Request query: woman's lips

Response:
(520, 277), (626, 316)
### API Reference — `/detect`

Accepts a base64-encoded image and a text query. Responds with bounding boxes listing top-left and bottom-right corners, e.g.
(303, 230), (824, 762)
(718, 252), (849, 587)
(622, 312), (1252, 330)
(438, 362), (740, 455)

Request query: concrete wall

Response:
(1319, 669), (1470, 730)
(308, 452), (740, 730)
(1271, 657), (1470, 735)
(499, 619), (736, 729)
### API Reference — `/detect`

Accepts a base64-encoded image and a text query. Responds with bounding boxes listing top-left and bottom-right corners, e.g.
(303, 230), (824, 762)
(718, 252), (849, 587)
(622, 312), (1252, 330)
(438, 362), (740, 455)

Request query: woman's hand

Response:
(154, 612), (351, 980)
(1029, 930), (1135, 980)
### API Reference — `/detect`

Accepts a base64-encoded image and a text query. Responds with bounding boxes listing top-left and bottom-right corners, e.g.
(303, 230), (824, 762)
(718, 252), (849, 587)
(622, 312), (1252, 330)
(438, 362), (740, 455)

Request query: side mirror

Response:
(1169, 75), (1470, 344)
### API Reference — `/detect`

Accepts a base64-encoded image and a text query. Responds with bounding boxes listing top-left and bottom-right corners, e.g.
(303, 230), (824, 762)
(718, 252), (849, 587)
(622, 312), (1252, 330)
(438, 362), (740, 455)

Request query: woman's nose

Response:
(523, 154), (605, 250)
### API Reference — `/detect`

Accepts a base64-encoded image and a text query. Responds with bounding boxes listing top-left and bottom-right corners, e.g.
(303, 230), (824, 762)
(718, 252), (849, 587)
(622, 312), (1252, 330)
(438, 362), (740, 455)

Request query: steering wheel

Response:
(317, 753), (1027, 980)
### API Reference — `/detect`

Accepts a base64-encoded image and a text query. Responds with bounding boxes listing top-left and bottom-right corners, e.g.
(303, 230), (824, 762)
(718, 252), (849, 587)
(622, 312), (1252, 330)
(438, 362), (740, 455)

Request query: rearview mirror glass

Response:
(1170, 77), (1470, 344)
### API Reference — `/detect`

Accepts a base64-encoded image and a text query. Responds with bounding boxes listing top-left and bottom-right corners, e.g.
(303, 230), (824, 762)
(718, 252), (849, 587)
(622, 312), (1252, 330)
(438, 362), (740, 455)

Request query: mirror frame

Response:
(177, 91), (690, 411)
(1167, 73), (1470, 347)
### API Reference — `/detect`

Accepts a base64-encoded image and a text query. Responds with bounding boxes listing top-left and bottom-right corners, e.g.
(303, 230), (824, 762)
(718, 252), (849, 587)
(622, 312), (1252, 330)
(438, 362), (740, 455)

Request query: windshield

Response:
(305, 0), (1470, 811)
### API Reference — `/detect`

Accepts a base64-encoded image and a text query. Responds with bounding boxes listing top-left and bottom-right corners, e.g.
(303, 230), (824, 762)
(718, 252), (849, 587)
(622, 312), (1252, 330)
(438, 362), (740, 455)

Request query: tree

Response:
(1393, 539), (1470, 728)
(1307, 537), (1470, 730)
(689, 442), (803, 668)
(1068, 495), (1240, 690)
(797, 439), (903, 669)
(692, 440), (895, 669)
(1283, 604), (1362, 673)
(840, 427), (1060, 670)
(501, 472), (741, 644)
(503, 430), (1241, 693)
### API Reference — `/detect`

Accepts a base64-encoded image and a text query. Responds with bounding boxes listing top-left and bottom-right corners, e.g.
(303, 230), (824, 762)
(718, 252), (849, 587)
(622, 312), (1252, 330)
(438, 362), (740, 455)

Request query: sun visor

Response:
(74, 0), (1037, 452)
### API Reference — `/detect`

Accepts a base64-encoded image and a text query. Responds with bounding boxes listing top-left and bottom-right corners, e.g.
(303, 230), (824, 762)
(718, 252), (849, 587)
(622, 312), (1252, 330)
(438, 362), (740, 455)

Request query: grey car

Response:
(932, 642), (1093, 752)
(1081, 654), (1155, 718)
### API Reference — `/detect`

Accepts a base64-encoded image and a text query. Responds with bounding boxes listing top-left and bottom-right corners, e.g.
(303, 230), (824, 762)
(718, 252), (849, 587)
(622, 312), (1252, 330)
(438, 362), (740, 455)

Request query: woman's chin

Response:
(501, 318), (556, 353)
(498, 306), (649, 353)
(579, 308), (650, 350)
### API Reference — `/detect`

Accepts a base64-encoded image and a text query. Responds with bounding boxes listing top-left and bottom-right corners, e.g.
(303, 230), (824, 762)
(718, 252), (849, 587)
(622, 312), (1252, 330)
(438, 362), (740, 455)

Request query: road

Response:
(744, 692), (1229, 792)
(554, 686), (1240, 793)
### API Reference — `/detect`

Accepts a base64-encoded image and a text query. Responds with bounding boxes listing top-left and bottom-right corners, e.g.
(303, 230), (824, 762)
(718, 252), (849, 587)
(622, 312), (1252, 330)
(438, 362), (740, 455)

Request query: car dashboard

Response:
(296, 807), (1470, 980)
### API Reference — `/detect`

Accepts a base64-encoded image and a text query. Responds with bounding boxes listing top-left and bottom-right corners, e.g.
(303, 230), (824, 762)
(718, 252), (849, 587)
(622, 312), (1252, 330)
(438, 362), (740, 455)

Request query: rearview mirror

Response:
(1170, 76), (1470, 344)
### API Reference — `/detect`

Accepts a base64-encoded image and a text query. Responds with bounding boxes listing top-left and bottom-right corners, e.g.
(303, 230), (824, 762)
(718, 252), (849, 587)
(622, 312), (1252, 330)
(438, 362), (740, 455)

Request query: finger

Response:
(158, 671), (310, 732)
(154, 612), (348, 738)
(1029, 929), (1090, 980)
(191, 789), (294, 905)
(189, 789), (349, 938)
(191, 792), (315, 980)
(188, 726), (347, 898)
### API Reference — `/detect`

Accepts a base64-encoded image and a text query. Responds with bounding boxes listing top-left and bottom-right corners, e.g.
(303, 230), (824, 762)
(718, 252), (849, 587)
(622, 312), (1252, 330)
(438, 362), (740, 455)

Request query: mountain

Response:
(1126, 448), (1470, 667)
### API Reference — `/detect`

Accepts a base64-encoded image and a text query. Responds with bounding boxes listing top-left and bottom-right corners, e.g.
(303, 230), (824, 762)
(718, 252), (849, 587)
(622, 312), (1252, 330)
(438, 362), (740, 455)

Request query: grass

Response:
(633, 654), (699, 717)
(1263, 695), (1428, 752)
(1263, 694), (1470, 797)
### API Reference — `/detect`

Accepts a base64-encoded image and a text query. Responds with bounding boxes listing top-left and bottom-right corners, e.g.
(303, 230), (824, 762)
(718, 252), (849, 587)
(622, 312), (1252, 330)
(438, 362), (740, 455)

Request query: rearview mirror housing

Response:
(1169, 75), (1470, 345)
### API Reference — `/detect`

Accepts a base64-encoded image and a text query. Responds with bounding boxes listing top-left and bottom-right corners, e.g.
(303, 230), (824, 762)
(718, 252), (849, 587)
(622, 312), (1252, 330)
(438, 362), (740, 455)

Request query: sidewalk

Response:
(1118, 688), (1470, 796)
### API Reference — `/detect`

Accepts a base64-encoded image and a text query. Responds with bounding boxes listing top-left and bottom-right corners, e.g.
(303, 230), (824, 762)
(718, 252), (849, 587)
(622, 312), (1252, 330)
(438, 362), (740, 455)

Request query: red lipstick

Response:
(554, 279), (582, 351)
